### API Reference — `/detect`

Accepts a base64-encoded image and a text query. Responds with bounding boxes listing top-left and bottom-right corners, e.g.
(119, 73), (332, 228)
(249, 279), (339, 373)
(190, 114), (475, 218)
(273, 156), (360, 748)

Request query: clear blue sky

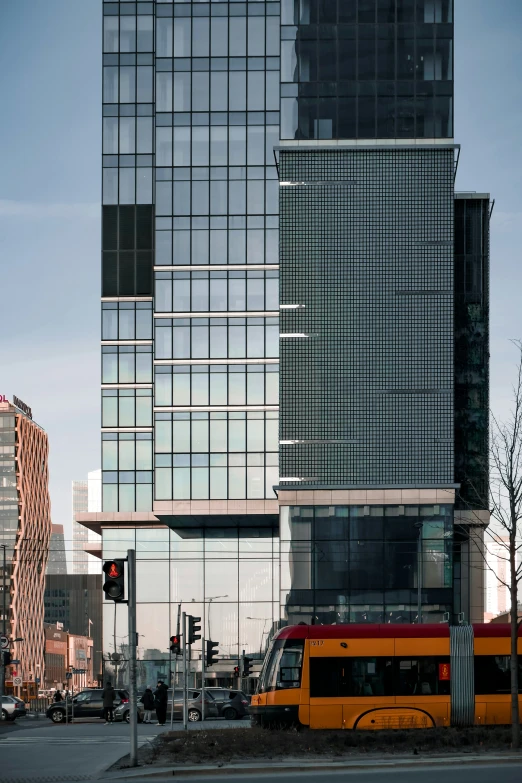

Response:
(0, 1), (521, 550)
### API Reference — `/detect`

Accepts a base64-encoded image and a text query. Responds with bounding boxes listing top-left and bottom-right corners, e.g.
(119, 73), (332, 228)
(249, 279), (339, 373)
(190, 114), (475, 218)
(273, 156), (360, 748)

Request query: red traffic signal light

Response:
(233, 666), (240, 676)
(102, 559), (125, 602)
(170, 635), (181, 655)
(106, 562), (121, 579)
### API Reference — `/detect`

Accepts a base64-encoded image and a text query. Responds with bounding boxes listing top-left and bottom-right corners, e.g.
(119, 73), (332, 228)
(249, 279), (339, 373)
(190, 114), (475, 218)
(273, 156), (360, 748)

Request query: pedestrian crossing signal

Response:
(103, 559), (125, 602)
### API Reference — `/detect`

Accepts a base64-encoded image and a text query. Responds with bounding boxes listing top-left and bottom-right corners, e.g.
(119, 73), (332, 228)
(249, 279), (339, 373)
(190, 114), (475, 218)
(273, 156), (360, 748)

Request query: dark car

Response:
(114, 688), (218, 724)
(204, 688), (250, 720)
(46, 688), (129, 723)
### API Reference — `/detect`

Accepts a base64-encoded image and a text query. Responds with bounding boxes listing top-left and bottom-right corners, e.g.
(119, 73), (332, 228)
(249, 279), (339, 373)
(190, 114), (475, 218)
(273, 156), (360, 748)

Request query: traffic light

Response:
(242, 655), (252, 677)
(206, 640), (219, 667)
(170, 635), (181, 655)
(187, 615), (201, 644)
(233, 666), (240, 677)
(102, 559), (125, 602)
(2, 651), (11, 666)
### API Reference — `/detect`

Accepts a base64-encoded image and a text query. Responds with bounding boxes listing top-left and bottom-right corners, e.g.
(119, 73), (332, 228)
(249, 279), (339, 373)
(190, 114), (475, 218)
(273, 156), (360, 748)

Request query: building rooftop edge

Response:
(276, 139), (458, 150)
(455, 192), (491, 199)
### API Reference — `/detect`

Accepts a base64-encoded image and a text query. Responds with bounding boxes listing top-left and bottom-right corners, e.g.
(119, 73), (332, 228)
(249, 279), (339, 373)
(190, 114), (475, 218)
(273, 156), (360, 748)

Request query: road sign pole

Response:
(127, 549), (138, 768)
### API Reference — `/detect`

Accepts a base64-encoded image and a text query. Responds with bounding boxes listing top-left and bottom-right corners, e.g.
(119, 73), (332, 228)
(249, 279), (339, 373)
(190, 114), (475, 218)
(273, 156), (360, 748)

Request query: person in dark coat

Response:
(154, 680), (168, 726)
(102, 681), (116, 724)
(53, 690), (63, 703)
(142, 687), (155, 724)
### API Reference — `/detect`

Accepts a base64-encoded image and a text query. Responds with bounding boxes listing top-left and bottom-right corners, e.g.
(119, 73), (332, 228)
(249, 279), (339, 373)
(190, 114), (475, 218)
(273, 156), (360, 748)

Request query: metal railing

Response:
(26, 697), (50, 717)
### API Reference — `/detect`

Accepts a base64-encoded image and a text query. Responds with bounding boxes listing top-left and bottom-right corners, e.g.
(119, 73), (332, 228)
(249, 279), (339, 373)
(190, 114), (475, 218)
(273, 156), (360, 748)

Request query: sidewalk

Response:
(101, 750), (522, 780)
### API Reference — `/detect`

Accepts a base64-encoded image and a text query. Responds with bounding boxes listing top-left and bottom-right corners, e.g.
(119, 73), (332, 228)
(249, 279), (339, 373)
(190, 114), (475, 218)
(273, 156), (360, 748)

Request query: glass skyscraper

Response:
(81, 0), (490, 684)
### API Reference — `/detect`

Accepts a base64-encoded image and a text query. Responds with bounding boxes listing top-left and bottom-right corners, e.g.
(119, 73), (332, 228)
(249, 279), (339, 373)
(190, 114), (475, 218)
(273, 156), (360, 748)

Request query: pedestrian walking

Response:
(53, 690), (63, 703)
(142, 686), (155, 724)
(153, 680), (168, 726)
(102, 681), (116, 724)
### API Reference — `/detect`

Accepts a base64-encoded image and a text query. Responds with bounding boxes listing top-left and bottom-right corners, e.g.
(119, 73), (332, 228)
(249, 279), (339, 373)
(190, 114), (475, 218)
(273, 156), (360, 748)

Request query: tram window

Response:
(257, 640), (304, 693)
(396, 658), (450, 696)
(310, 657), (394, 698)
(475, 656), (522, 695)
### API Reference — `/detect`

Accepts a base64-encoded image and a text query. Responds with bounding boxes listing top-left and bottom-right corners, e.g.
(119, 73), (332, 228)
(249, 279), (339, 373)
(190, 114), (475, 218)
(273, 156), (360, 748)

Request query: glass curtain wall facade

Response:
(102, 526), (278, 687)
(280, 0), (453, 141)
(102, 0), (280, 509)
(100, 0), (282, 674)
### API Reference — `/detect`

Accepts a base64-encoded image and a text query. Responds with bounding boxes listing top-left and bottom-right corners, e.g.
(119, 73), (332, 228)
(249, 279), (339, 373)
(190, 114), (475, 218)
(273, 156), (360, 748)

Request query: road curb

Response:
(101, 752), (522, 779)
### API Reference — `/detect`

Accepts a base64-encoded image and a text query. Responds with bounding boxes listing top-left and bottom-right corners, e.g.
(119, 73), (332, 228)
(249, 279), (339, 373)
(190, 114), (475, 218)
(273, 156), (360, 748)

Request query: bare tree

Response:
(488, 343), (522, 747)
(462, 341), (522, 748)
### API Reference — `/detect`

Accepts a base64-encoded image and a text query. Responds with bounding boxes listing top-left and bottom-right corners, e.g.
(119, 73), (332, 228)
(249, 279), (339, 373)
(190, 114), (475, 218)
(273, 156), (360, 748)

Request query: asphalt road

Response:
(0, 716), (249, 783)
(106, 763), (522, 783)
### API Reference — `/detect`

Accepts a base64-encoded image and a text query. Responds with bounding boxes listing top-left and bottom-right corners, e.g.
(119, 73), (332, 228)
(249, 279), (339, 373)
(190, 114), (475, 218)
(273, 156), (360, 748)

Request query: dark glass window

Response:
(310, 656), (450, 697)
(475, 656), (522, 695)
(310, 657), (394, 697)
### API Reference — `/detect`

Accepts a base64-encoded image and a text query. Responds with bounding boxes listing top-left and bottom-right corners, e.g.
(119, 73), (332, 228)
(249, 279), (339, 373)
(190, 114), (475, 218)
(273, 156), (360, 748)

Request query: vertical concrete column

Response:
(468, 526), (486, 624)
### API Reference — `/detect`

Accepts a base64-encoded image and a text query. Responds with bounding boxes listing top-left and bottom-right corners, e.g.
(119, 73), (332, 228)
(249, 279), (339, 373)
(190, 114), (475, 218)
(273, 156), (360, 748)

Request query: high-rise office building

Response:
(0, 396), (52, 697)
(47, 524), (67, 575)
(80, 0), (489, 677)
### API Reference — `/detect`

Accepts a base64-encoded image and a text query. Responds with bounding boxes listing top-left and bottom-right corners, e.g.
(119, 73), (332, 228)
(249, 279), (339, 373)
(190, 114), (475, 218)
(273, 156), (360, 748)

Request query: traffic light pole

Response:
(127, 549), (138, 767)
(201, 634), (206, 721)
(182, 612), (188, 731)
(170, 652), (177, 730)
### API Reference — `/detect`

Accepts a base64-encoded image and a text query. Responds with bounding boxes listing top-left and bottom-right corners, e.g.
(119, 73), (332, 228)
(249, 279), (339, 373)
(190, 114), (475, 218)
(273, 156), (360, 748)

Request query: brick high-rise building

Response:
(0, 395), (52, 697)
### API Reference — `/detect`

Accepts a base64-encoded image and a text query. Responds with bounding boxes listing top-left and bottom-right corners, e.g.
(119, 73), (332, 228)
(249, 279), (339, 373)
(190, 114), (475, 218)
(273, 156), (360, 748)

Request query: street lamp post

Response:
(246, 617), (271, 654)
(207, 595), (228, 642)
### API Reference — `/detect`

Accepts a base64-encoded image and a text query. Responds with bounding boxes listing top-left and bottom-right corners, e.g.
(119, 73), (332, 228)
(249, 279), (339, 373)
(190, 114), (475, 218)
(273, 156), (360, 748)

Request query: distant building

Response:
(485, 534), (522, 620)
(44, 623), (96, 691)
(44, 623), (68, 690)
(44, 574), (103, 686)
(47, 524), (67, 575)
(0, 396), (51, 699)
(68, 633), (94, 691)
(72, 472), (102, 575)
(491, 608), (522, 624)
(72, 480), (88, 574)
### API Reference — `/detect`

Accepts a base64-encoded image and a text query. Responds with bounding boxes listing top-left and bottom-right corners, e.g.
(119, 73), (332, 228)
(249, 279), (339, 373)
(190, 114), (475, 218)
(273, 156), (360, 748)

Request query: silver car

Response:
(114, 688), (218, 723)
(1, 696), (27, 722)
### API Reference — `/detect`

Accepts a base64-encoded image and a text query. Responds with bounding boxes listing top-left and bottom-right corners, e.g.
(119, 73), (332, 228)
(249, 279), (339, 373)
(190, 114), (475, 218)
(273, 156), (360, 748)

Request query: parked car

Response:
(46, 688), (129, 723)
(114, 688), (218, 724)
(204, 688), (250, 720)
(2, 695), (27, 722)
